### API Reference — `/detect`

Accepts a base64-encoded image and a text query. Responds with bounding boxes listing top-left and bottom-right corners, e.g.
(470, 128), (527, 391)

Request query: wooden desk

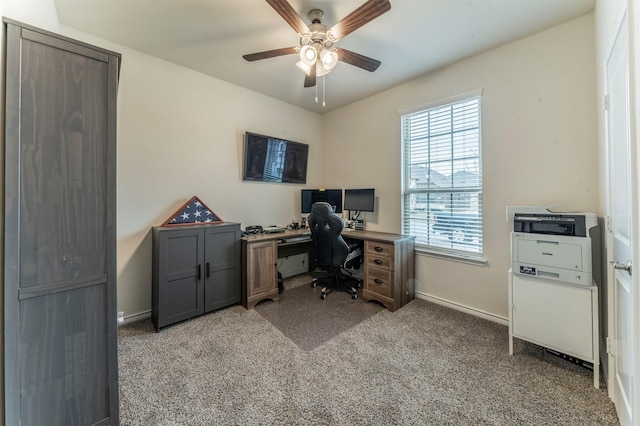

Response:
(242, 229), (415, 311)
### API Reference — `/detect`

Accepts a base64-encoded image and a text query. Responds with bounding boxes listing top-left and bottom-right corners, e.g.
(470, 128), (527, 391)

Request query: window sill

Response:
(415, 247), (489, 267)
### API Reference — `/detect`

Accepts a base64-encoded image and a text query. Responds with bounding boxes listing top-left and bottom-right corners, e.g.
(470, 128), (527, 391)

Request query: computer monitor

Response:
(343, 188), (375, 212)
(301, 189), (343, 213)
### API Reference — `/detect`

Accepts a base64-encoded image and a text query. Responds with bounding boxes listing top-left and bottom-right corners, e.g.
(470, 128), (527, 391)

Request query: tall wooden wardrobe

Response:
(3, 19), (121, 425)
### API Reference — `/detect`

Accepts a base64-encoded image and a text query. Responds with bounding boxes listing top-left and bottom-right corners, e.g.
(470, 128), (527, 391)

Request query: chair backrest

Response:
(308, 202), (349, 267)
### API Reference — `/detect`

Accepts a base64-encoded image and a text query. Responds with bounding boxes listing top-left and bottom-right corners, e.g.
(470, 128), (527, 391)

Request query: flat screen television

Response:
(243, 132), (308, 184)
(301, 189), (343, 213)
(343, 188), (375, 212)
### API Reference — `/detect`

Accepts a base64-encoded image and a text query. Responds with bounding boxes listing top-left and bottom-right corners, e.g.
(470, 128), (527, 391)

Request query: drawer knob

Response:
(375, 246), (383, 252)
(374, 259), (383, 265)
(374, 279), (383, 285)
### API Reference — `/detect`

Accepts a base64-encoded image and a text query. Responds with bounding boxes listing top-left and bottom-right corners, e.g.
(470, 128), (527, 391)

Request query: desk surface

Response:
(242, 228), (415, 244)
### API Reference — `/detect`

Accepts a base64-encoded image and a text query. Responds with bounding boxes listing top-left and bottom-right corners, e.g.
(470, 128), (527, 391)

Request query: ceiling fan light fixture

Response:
(299, 45), (317, 65)
(296, 60), (313, 75)
(320, 48), (338, 71)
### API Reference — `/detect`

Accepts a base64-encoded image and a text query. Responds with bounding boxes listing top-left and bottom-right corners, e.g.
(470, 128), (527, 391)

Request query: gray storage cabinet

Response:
(4, 19), (121, 425)
(152, 223), (241, 330)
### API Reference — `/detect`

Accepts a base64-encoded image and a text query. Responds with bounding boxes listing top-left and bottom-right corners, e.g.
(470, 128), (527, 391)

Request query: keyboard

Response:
(283, 236), (311, 243)
(263, 226), (287, 233)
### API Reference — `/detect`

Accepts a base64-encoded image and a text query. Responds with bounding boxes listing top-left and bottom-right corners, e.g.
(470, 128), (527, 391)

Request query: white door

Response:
(606, 12), (636, 426)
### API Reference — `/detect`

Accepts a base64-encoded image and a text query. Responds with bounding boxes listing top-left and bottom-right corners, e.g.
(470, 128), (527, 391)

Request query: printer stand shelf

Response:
(508, 271), (599, 388)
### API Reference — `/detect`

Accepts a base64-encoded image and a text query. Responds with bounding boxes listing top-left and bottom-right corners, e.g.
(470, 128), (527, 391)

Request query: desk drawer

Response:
(367, 253), (393, 270)
(366, 267), (391, 297)
(365, 241), (393, 257)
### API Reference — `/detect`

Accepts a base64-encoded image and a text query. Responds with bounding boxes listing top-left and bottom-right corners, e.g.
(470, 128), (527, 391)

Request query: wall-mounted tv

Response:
(301, 189), (343, 214)
(243, 132), (309, 184)
(344, 188), (375, 212)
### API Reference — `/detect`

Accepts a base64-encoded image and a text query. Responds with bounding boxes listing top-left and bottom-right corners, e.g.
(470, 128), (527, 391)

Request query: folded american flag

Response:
(162, 196), (222, 226)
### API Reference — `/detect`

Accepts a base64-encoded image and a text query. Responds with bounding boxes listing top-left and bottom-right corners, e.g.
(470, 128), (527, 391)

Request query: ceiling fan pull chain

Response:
(315, 83), (318, 104)
(323, 75), (326, 108)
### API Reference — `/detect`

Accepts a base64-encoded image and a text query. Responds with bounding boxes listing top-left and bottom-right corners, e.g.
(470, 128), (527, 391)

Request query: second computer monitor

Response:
(343, 188), (375, 212)
(301, 189), (343, 213)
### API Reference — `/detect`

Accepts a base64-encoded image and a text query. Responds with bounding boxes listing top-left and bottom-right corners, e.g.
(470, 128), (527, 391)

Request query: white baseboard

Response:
(121, 310), (151, 325)
(415, 291), (508, 326)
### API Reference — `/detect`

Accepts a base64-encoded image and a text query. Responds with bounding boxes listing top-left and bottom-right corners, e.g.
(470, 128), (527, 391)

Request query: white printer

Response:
(507, 206), (597, 286)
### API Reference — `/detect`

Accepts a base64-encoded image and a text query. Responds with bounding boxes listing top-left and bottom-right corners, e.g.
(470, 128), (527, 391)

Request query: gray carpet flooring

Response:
(118, 277), (619, 425)
(254, 275), (383, 351)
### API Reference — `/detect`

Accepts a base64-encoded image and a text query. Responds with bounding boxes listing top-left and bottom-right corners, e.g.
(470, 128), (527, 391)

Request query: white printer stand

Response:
(508, 271), (599, 388)
(506, 208), (600, 389)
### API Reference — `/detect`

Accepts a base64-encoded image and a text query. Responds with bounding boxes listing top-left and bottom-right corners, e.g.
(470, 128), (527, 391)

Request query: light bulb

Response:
(299, 45), (317, 66)
(320, 49), (338, 71)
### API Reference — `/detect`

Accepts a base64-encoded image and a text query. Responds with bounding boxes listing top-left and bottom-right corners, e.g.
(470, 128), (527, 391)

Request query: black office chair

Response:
(308, 202), (361, 300)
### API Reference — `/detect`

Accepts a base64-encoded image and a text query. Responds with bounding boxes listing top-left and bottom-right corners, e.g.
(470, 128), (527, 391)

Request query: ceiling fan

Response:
(243, 0), (391, 88)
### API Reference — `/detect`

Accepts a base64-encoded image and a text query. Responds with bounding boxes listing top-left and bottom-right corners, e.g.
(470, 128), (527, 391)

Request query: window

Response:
(401, 90), (483, 257)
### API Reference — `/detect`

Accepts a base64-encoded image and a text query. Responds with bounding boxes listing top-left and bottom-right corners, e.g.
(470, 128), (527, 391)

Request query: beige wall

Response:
(112, 51), (323, 319)
(323, 14), (598, 321)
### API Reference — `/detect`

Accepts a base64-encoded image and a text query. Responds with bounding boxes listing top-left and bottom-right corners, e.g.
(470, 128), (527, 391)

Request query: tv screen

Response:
(243, 132), (308, 184)
(301, 189), (343, 214)
(344, 188), (375, 212)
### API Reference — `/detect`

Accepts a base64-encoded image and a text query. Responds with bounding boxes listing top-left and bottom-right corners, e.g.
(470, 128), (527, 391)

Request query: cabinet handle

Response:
(374, 279), (383, 285)
(198, 264), (202, 280)
(206, 262), (211, 278)
(536, 240), (559, 245)
(374, 259), (383, 265)
(375, 246), (383, 252)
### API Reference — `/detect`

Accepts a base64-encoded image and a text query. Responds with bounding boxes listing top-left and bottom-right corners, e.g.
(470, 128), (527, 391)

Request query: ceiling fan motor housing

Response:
(308, 9), (324, 24)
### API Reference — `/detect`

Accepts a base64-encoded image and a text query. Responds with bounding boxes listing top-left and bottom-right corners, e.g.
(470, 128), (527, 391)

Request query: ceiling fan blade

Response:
(304, 63), (317, 87)
(336, 48), (381, 72)
(243, 47), (298, 62)
(329, 0), (391, 40)
(266, 0), (310, 35)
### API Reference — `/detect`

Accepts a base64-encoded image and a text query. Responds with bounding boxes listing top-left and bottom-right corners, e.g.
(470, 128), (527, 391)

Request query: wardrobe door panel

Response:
(19, 285), (110, 425)
(19, 37), (108, 289)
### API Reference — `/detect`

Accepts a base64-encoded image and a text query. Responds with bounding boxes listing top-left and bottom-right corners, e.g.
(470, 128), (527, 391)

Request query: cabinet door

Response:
(4, 21), (120, 425)
(511, 274), (593, 360)
(204, 225), (241, 311)
(245, 240), (277, 300)
(157, 228), (205, 327)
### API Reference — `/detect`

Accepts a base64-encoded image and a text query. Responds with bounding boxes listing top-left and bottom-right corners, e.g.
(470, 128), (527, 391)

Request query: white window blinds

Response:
(401, 92), (483, 256)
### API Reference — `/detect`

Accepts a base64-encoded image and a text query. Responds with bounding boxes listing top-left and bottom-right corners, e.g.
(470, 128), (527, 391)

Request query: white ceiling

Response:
(54, 0), (595, 114)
